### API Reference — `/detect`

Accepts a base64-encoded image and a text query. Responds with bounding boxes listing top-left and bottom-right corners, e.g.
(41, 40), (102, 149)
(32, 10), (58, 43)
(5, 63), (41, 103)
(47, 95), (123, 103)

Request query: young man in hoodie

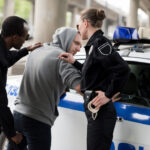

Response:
(7, 27), (82, 150)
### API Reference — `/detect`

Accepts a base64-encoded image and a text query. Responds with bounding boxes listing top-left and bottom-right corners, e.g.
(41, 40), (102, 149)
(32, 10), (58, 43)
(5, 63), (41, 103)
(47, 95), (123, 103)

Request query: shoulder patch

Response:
(98, 42), (112, 56)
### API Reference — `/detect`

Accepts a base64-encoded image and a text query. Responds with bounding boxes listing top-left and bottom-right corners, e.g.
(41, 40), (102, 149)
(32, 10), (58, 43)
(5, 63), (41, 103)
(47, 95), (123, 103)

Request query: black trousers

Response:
(84, 101), (117, 150)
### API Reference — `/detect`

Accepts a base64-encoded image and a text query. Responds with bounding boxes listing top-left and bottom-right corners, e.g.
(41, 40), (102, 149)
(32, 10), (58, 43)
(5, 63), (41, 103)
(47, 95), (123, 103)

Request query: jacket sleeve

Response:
(7, 48), (28, 67)
(59, 60), (81, 89)
(105, 52), (130, 98)
(93, 38), (130, 98)
(73, 60), (83, 71)
(0, 69), (16, 138)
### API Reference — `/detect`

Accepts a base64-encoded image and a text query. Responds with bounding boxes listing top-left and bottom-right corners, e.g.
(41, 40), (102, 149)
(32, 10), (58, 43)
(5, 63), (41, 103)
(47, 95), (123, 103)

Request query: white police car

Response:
(1, 27), (150, 150)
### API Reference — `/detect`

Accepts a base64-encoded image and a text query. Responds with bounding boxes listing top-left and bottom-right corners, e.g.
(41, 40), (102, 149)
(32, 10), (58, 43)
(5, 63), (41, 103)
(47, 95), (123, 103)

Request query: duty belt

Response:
(84, 90), (99, 120)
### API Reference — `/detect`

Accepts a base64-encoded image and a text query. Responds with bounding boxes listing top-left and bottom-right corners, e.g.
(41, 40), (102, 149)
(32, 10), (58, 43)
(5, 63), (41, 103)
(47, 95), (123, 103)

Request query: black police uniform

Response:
(0, 35), (28, 138)
(73, 30), (130, 150)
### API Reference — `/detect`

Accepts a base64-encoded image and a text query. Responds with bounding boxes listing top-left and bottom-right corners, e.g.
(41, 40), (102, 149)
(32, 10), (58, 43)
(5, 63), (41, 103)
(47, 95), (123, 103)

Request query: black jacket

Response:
(74, 30), (130, 98)
(0, 35), (28, 138)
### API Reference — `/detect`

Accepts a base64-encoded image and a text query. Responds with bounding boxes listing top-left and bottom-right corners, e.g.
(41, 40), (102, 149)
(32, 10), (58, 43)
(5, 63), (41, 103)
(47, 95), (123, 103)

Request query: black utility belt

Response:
(83, 90), (112, 105)
(83, 90), (98, 103)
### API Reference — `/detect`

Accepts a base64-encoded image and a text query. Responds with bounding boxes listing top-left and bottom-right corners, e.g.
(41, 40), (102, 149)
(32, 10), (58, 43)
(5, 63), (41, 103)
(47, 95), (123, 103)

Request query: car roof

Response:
(75, 45), (150, 64)
(118, 46), (150, 64)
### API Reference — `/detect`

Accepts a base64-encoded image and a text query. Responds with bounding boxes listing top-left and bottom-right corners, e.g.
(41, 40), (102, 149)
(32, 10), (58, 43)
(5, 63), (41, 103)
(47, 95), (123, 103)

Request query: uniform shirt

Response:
(74, 30), (130, 98)
(0, 35), (28, 138)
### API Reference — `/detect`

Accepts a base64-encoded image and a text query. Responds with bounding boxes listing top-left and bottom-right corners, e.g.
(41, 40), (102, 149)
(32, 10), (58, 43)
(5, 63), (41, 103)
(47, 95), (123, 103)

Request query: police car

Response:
(1, 27), (150, 150)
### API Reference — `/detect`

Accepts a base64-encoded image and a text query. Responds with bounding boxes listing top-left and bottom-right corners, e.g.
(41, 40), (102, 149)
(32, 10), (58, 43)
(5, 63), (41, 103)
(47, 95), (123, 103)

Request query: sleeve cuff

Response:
(19, 48), (28, 56)
(73, 60), (83, 70)
(105, 92), (112, 99)
(6, 130), (16, 138)
(71, 78), (81, 89)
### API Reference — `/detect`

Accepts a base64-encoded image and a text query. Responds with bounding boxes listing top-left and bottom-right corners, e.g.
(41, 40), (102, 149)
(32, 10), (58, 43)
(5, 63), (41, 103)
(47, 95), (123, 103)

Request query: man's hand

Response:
(26, 42), (43, 51)
(91, 91), (110, 109)
(58, 52), (75, 64)
(11, 132), (23, 144)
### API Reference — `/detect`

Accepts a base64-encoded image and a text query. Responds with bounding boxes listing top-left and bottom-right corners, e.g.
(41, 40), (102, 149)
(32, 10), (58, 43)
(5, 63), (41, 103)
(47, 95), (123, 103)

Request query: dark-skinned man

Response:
(0, 16), (41, 145)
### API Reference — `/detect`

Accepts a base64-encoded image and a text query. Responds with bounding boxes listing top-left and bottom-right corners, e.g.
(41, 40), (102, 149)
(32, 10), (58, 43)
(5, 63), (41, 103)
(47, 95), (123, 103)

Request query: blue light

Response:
(118, 143), (136, 150)
(113, 26), (139, 40)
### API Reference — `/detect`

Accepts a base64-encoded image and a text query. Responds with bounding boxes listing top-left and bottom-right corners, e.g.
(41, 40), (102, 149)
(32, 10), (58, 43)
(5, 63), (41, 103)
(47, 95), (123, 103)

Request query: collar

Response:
(0, 35), (9, 54)
(84, 29), (104, 56)
(85, 29), (104, 47)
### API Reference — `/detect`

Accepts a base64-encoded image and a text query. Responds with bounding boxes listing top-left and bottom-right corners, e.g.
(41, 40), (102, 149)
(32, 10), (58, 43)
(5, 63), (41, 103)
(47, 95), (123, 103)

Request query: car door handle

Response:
(117, 116), (123, 122)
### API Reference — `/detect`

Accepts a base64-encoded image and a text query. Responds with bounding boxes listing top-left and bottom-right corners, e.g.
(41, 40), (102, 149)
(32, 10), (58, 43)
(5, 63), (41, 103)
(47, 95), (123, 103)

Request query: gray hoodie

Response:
(15, 27), (81, 126)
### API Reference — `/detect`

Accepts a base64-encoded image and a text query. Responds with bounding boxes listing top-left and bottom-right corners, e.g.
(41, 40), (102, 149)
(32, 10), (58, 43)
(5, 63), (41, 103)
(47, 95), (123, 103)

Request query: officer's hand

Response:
(26, 42), (43, 51)
(112, 92), (121, 102)
(58, 53), (75, 64)
(91, 91), (110, 109)
(11, 132), (23, 144)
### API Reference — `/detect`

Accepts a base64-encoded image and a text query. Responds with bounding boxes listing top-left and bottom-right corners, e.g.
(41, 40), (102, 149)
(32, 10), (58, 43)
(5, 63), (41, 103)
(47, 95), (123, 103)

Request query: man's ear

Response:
(12, 35), (18, 42)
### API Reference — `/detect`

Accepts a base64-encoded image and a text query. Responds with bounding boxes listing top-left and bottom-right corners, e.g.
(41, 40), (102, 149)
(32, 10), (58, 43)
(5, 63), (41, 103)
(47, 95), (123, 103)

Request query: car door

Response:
(112, 61), (150, 150)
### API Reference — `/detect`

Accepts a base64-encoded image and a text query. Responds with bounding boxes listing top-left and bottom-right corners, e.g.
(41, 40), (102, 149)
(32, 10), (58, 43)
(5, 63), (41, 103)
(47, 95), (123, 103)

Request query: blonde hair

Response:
(80, 8), (105, 28)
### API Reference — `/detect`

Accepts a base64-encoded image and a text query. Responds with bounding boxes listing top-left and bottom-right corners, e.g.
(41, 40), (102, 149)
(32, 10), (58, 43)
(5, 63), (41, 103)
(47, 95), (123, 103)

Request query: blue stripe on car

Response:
(59, 96), (150, 126)
(7, 84), (150, 126)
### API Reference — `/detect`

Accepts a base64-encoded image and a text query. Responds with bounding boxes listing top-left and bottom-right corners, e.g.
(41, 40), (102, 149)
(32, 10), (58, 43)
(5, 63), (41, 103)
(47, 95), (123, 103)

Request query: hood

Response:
(51, 27), (78, 52)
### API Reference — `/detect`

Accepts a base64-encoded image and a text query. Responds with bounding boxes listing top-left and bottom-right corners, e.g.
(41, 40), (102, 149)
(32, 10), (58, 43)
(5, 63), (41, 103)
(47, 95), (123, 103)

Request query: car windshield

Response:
(120, 62), (150, 107)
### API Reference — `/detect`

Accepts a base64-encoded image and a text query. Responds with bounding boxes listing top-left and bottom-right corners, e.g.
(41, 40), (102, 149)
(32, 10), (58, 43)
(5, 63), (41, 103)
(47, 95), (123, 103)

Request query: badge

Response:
(98, 42), (112, 55)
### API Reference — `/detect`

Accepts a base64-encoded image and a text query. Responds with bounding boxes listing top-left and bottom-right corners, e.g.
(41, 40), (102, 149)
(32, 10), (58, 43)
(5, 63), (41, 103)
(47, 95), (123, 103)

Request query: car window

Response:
(120, 62), (150, 107)
(73, 57), (150, 108)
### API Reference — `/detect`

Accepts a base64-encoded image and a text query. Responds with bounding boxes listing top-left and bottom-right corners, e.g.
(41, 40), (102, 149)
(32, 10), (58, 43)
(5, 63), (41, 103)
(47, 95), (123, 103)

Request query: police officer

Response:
(0, 16), (41, 145)
(59, 8), (130, 150)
